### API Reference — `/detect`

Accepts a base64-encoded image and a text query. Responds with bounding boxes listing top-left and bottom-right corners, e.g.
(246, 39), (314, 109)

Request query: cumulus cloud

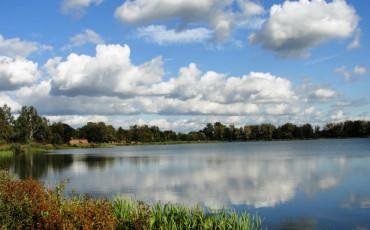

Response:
(46, 44), (164, 97)
(336, 65), (367, 80)
(46, 115), (108, 127)
(46, 44), (295, 106)
(249, 0), (359, 57)
(61, 0), (103, 16)
(0, 56), (39, 90)
(63, 29), (104, 49)
(0, 43), (353, 130)
(152, 64), (295, 104)
(298, 81), (337, 103)
(0, 93), (21, 111)
(35, 44), (305, 117)
(115, 0), (264, 42)
(0, 34), (51, 58)
(137, 25), (213, 45)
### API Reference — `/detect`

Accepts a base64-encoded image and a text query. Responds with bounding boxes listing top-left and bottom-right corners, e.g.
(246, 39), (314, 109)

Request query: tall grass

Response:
(112, 198), (262, 230)
(0, 150), (12, 158)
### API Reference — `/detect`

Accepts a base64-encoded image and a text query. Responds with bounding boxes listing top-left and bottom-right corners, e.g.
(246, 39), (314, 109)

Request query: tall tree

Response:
(203, 123), (214, 140)
(15, 106), (47, 143)
(0, 104), (14, 143)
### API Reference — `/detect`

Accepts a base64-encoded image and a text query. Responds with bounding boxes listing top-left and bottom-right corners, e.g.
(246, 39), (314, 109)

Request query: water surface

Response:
(3, 139), (370, 229)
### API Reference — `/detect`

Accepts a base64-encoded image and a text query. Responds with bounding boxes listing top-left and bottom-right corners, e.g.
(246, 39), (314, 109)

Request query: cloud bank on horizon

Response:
(0, 0), (369, 131)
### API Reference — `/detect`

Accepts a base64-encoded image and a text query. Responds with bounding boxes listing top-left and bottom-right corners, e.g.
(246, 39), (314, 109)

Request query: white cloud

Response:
(47, 115), (108, 127)
(330, 110), (346, 121)
(0, 34), (51, 58)
(115, 0), (264, 42)
(250, 0), (359, 57)
(47, 44), (296, 109)
(15, 81), (51, 102)
(353, 65), (367, 75)
(0, 43), (335, 122)
(64, 29), (104, 49)
(0, 43), (357, 129)
(237, 0), (264, 17)
(137, 25), (213, 45)
(336, 65), (367, 80)
(153, 64), (295, 104)
(0, 56), (39, 90)
(115, 0), (216, 24)
(61, 0), (103, 16)
(47, 44), (164, 97)
(347, 29), (361, 50)
(0, 93), (21, 111)
(312, 88), (336, 100)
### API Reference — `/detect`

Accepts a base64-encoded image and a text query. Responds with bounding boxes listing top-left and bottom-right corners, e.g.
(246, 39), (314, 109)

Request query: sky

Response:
(0, 0), (369, 131)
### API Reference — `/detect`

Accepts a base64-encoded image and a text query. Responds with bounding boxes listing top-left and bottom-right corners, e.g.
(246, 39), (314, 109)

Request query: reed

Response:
(112, 198), (262, 230)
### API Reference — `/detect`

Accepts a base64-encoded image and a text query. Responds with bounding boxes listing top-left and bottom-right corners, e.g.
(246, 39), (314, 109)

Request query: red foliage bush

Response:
(0, 172), (116, 229)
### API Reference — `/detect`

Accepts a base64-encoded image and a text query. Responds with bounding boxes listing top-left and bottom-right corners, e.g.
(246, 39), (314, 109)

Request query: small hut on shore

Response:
(69, 138), (89, 145)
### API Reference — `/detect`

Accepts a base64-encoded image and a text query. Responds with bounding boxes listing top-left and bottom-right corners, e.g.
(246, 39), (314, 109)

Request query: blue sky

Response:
(0, 0), (369, 131)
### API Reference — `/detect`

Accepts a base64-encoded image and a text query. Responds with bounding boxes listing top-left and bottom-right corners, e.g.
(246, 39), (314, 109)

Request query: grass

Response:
(0, 150), (13, 158)
(112, 198), (262, 230)
(0, 170), (263, 230)
(0, 140), (222, 157)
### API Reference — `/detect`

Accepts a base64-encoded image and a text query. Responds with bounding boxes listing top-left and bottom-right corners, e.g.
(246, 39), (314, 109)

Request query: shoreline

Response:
(1, 137), (370, 156)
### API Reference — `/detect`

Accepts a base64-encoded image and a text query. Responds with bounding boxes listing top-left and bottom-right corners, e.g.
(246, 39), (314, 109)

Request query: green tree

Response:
(203, 123), (214, 140)
(15, 106), (47, 143)
(79, 122), (115, 143)
(214, 122), (225, 140)
(244, 126), (252, 140)
(323, 123), (343, 138)
(50, 122), (76, 144)
(260, 124), (275, 140)
(301, 124), (314, 139)
(277, 123), (297, 139)
(0, 104), (14, 143)
(116, 127), (129, 143)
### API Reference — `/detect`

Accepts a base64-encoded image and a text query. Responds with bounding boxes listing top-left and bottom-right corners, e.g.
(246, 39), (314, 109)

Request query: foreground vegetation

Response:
(0, 171), (262, 230)
(1, 104), (370, 147)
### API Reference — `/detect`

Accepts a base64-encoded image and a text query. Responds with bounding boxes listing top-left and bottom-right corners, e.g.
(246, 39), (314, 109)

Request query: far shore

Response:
(1, 137), (369, 157)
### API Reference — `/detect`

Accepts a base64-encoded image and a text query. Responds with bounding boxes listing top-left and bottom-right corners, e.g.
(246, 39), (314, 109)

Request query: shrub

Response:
(0, 171), (116, 229)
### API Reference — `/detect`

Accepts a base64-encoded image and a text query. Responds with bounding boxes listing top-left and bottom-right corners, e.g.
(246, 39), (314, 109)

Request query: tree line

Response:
(1, 105), (370, 144)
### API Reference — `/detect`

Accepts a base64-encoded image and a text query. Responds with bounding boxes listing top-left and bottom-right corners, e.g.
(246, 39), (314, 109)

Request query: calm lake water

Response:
(2, 139), (370, 229)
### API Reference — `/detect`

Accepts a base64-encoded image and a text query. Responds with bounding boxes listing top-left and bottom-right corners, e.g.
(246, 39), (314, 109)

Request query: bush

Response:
(0, 171), (116, 229)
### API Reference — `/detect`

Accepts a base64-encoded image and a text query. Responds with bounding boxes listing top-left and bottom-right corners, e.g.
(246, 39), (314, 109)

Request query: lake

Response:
(2, 139), (370, 229)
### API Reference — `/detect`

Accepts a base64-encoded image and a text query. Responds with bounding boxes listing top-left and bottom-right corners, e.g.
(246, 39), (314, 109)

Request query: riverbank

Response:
(1, 138), (368, 157)
(0, 170), (262, 229)
(0, 141), (223, 156)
